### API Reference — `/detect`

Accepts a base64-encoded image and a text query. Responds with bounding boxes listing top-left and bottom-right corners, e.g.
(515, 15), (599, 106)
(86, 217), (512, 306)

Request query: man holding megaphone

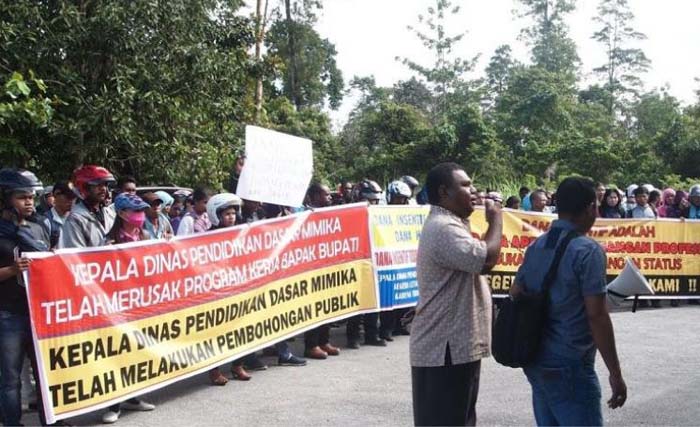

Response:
(510, 177), (627, 426)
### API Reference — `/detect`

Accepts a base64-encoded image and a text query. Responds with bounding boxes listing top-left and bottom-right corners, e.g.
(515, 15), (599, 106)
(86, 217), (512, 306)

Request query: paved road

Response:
(26, 304), (700, 426)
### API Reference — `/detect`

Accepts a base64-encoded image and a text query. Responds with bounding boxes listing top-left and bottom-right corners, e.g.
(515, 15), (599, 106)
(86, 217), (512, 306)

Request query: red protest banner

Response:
(26, 204), (377, 422)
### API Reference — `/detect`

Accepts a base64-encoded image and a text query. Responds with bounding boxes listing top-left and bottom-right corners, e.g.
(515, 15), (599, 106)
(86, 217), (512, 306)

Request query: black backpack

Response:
(492, 231), (579, 368)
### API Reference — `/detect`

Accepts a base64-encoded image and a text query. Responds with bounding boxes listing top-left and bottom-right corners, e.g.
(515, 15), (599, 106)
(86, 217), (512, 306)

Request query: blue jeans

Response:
(0, 311), (33, 426)
(524, 356), (603, 426)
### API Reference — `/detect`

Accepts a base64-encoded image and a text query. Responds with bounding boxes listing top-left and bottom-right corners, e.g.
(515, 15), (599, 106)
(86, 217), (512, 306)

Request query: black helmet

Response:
(357, 179), (382, 201)
(0, 168), (43, 194)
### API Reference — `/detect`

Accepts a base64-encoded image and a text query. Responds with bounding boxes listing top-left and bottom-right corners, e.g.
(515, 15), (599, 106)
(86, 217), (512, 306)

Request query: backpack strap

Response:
(541, 231), (580, 293)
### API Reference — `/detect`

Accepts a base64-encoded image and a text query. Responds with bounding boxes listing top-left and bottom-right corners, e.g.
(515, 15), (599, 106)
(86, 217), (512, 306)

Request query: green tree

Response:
(392, 78), (433, 114)
(397, 0), (479, 117)
(592, 0), (651, 116)
(517, 0), (579, 79)
(266, 1), (344, 110)
(624, 89), (683, 184)
(339, 100), (431, 183)
(494, 66), (578, 177)
(1, 0), (256, 187)
(0, 72), (55, 165)
(484, 44), (520, 105)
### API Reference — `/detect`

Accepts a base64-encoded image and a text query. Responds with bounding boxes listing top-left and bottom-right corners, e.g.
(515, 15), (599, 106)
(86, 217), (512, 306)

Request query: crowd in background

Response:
(2, 158), (700, 425)
(504, 182), (700, 220)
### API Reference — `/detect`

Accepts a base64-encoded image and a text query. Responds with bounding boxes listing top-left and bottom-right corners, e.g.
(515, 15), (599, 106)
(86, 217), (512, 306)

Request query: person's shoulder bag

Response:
(492, 230), (579, 368)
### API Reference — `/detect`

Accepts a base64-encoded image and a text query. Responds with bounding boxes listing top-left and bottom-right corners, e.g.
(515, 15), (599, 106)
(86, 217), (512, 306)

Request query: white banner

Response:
(236, 125), (313, 207)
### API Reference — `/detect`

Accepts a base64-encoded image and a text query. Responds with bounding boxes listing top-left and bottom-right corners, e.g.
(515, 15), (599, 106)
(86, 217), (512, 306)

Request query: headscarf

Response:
(155, 191), (175, 208)
(689, 185), (700, 219)
(657, 188), (677, 217)
(665, 191), (688, 219)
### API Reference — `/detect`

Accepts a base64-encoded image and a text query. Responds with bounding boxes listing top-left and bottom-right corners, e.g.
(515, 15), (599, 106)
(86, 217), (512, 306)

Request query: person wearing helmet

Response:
(36, 185), (55, 216)
(379, 181), (414, 343)
(401, 175), (420, 204)
(0, 168), (52, 426)
(303, 183), (343, 359)
(347, 179), (387, 348)
(142, 192), (174, 240)
(59, 169), (155, 424)
(358, 179), (383, 205)
(59, 165), (117, 248)
(386, 180), (412, 205)
(207, 193), (242, 226)
(204, 193), (249, 384)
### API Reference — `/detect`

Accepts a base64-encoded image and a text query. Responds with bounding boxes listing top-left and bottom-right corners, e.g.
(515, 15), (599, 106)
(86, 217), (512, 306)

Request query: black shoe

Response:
(243, 356), (268, 371)
(394, 328), (410, 336)
(347, 339), (360, 349)
(364, 337), (387, 347)
(380, 333), (394, 342)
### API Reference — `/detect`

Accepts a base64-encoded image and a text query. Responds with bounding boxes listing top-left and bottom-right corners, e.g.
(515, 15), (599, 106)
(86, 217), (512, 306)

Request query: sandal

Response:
(231, 365), (252, 381)
(209, 368), (228, 386)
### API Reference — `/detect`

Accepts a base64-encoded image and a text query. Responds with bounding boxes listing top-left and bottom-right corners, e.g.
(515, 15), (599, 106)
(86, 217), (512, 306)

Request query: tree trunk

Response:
(285, 0), (300, 110)
(254, 0), (268, 122)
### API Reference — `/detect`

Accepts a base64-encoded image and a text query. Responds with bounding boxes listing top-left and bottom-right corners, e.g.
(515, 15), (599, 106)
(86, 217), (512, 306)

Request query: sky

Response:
(312, 0), (700, 128)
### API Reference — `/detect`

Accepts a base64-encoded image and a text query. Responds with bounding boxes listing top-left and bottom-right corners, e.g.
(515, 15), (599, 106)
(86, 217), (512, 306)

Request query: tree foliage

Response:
(1, 0), (698, 196)
(517, 0), (579, 79)
(1, 0), (256, 186)
(266, 17), (344, 110)
(592, 0), (651, 116)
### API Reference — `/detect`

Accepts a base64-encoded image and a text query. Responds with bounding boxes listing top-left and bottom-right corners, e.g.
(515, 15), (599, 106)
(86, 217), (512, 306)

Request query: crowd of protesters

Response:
(2, 158), (700, 425)
(0, 161), (425, 426)
(501, 182), (700, 220)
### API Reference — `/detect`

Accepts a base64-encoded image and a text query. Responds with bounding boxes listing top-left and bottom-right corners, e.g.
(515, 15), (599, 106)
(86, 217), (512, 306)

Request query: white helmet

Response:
(207, 193), (242, 227)
(387, 180), (412, 203)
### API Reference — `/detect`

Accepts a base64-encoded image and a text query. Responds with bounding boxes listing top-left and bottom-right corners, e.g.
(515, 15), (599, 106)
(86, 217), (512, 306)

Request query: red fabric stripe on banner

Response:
(28, 205), (370, 339)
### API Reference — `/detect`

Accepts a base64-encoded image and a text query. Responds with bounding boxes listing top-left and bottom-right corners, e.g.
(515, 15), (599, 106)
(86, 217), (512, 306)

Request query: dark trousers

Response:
(304, 325), (330, 349)
(379, 310), (395, 337)
(412, 346), (481, 426)
(380, 308), (411, 336)
(346, 313), (379, 341)
(0, 311), (50, 426)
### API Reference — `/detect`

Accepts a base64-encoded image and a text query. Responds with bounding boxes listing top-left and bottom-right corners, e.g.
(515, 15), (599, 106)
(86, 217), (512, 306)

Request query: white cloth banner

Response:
(236, 125), (313, 207)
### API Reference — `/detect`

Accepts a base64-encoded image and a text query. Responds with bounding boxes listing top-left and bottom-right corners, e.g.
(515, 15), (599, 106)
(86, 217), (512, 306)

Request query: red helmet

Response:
(71, 165), (115, 199)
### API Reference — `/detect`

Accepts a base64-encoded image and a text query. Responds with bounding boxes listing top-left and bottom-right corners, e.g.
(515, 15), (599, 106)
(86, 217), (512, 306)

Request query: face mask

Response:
(124, 211), (146, 228)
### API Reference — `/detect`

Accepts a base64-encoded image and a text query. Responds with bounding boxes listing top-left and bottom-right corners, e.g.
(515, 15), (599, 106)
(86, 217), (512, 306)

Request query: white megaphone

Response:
(606, 258), (655, 309)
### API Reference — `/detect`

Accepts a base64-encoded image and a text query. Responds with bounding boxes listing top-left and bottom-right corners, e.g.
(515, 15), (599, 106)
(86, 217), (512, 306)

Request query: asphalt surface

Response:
(23, 303), (700, 426)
